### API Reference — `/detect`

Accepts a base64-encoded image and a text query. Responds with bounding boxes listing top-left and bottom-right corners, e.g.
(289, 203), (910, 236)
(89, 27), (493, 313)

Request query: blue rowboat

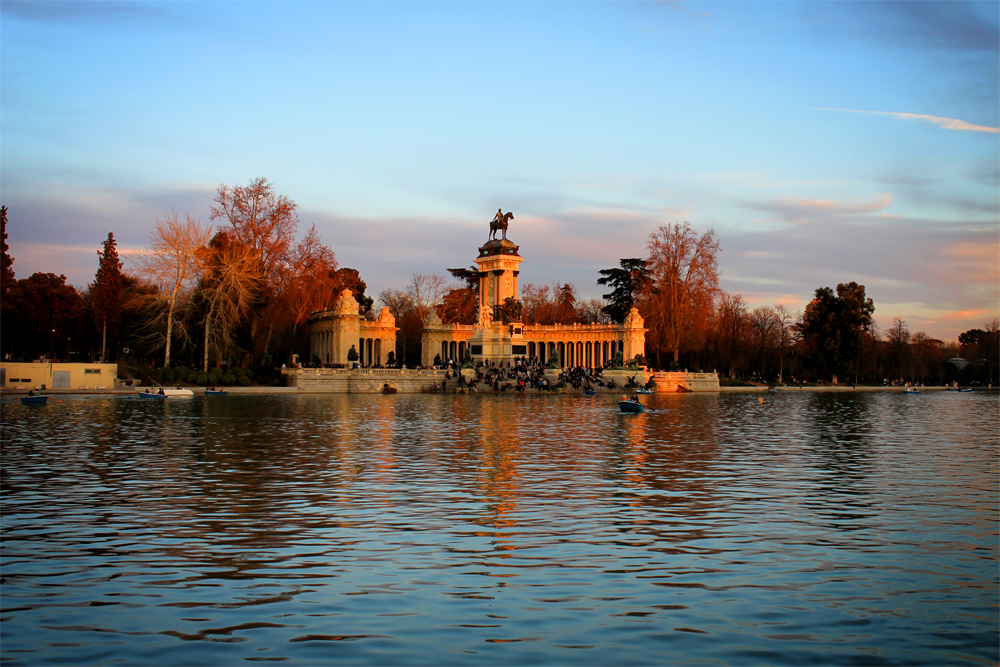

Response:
(138, 392), (167, 400)
(205, 390), (228, 396)
(636, 388), (653, 394)
(20, 395), (48, 405)
(585, 389), (596, 396)
(619, 400), (645, 413)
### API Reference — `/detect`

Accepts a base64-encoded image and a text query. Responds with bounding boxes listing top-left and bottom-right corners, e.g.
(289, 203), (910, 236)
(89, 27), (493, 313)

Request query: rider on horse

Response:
(489, 208), (511, 241)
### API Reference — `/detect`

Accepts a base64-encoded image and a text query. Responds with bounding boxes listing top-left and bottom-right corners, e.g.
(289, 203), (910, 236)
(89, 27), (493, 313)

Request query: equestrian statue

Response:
(489, 208), (514, 241)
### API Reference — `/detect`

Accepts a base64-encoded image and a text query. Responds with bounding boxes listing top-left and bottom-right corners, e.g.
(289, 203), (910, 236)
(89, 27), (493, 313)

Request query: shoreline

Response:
(1, 385), (991, 397)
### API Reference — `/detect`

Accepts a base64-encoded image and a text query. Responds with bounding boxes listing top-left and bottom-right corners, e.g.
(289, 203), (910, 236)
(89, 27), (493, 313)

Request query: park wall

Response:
(283, 367), (447, 394)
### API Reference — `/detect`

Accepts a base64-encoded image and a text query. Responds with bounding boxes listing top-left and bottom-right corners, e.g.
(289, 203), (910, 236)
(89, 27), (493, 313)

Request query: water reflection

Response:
(801, 393), (879, 531)
(1, 393), (997, 666)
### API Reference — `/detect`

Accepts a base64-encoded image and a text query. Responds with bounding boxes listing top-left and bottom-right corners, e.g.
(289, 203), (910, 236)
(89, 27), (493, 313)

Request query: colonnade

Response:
(313, 330), (335, 365)
(440, 341), (468, 365)
(526, 340), (626, 368)
(358, 337), (385, 367)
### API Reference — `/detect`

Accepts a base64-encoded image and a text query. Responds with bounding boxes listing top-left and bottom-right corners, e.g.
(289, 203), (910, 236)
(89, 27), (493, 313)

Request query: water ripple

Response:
(1, 392), (997, 665)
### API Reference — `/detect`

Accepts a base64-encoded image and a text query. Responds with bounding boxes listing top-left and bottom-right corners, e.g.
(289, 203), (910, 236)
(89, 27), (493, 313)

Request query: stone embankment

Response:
(1, 371), (985, 396)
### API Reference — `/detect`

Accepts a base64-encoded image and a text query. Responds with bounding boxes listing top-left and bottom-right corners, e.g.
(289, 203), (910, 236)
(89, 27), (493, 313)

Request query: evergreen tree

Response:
(596, 258), (648, 323)
(800, 282), (874, 383)
(1, 206), (13, 298)
(0, 206), (18, 358)
(92, 232), (124, 362)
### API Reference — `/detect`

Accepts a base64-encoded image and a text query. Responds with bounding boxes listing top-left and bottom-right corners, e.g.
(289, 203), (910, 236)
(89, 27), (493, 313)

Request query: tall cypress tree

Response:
(92, 232), (123, 363)
(1, 206), (13, 299)
(1, 206), (19, 359)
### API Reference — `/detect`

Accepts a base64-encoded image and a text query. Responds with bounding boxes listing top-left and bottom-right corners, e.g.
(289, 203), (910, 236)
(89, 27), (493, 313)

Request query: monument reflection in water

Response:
(1, 391), (997, 666)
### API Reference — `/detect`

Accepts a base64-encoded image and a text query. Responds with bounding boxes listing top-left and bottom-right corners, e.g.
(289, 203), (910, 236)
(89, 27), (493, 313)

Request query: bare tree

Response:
(407, 273), (447, 322)
(749, 305), (779, 378)
(862, 319), (882, 383)
(773, 304), (798, 384)
(578, 298), (610, 324)
(714, 292), (749, 378)
(210, 177), (298, 284)
(644, 222), (721, 364)
(127, 212), (212, 368)
(196, 232), (263, 372)
(520, 283), (551, 324)
(885, 316), (910, 382)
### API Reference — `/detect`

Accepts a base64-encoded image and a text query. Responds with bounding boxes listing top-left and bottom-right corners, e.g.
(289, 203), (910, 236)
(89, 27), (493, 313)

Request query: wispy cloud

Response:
(816, 108), (999, 134)
(745, 193), (893, 225)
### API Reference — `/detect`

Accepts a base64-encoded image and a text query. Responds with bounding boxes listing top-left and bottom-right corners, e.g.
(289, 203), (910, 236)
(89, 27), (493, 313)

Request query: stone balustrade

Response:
(282, 367), (448, 393)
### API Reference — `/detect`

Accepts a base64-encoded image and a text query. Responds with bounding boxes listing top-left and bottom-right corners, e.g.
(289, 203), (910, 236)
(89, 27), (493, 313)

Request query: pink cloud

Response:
(745, 193), (893, 224)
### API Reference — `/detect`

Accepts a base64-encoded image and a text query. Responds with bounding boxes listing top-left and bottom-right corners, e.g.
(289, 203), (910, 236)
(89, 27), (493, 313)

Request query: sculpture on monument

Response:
(489, 208), (514, 241)
(476, 304), (494, 329)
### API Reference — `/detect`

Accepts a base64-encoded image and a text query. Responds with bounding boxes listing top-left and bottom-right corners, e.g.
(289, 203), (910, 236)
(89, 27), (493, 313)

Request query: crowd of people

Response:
(432, 357), (628, 393)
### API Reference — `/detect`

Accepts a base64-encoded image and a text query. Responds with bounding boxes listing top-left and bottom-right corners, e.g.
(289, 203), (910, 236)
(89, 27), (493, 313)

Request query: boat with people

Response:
(636, 388), (653, 394)
(619, 395), (646, 413)
(20, 393), (48, 405)
(205, 388), (228, 395)
(903, 387), (921, 394)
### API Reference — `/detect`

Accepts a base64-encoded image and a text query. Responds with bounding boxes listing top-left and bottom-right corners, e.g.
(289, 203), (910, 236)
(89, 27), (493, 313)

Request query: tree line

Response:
(2, 193), (996, 386)
(1, 180), (373, 384)
(592, 222), (998, 386)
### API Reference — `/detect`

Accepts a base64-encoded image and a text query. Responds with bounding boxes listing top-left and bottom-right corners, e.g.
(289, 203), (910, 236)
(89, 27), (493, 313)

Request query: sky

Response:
(2, 1), (997, 341)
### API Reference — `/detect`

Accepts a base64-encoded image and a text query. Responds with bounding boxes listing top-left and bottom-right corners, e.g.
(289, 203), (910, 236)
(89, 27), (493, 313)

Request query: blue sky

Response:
(2, 1), (997, 340)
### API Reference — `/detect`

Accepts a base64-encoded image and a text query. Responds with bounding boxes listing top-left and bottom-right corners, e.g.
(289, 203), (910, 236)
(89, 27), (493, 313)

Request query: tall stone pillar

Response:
(470, 238), (525, 363)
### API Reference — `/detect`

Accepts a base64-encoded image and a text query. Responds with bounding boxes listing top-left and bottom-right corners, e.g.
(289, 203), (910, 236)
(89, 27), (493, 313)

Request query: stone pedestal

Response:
(650, 371), (721, 392)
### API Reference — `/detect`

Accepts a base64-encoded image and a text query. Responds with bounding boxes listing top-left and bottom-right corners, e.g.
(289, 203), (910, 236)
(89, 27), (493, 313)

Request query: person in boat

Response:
(158, 387), (165, 395)
(631, 394), (640, 403)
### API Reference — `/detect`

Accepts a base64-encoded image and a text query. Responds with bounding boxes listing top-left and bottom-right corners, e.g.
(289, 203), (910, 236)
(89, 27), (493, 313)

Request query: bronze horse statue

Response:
(489, 211), (514, 241)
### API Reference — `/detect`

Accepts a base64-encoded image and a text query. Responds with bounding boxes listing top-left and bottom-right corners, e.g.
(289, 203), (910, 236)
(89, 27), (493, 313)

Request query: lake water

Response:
(1, 391), (997, 665)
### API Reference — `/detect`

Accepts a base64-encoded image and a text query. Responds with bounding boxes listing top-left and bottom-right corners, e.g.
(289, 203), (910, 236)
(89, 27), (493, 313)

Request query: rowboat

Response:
(903, 388), (920, 394)
(636, 388), (653, 394)
(205, 389), (228, 396)
(138, 387), (194, 398)
(20, 395), (48, 405)
(619, 400), (645, 413)
(584, 389), (596, 396)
